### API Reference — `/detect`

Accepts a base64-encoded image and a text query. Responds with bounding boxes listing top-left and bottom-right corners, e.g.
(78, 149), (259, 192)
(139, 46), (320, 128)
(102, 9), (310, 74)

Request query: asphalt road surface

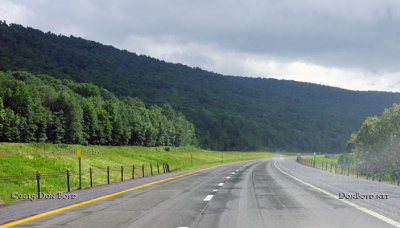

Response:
(1, 157), (400, 228)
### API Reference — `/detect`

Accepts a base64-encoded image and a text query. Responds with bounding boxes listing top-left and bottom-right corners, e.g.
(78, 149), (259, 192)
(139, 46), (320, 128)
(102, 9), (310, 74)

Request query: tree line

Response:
(347, 103), (400, 182)
(0, 71), (195, 146)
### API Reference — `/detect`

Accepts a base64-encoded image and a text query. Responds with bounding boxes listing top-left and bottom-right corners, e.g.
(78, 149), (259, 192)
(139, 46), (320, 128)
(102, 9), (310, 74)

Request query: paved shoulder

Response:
(277, 158), (400, 224)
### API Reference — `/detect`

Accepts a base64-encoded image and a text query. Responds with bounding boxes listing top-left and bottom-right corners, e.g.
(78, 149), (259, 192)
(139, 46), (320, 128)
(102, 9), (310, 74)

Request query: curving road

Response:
(1, 158), (399, 227)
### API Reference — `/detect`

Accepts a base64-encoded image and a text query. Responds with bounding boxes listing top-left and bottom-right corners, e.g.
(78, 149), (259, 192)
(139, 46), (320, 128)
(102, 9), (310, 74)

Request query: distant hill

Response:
(1, 21), (400, 152)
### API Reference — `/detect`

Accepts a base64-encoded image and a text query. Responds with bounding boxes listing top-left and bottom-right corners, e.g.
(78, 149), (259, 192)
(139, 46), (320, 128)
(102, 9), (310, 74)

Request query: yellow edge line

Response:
(0, 164), (225, 228)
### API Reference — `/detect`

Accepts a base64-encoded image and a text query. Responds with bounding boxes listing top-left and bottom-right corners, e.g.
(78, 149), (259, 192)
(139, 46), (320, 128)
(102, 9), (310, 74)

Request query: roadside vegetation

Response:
(346, 104), (400, 184)
(0, 142), (276, 203)
(300, 103), (400, 185)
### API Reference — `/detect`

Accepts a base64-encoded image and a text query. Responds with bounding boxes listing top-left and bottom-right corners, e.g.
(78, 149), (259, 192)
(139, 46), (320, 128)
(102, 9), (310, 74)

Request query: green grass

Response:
(0, 142), (276, 203)
(299, 154), (341, 170)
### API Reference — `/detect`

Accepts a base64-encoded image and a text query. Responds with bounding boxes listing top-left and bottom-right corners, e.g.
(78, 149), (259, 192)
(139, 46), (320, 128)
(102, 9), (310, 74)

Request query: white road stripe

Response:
(236, 169), (239, 172)
(204, 195), (214, 201)
(273, 161), (400, 228)
(226, 176), (230, 179)
(213, 189), (218, 192)
(232, 172), (235, 174)
(218, 183), (224, 186)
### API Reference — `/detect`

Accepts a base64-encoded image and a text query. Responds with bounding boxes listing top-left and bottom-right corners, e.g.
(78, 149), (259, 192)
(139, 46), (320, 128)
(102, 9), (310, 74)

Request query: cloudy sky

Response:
(1, 0), (400, 91)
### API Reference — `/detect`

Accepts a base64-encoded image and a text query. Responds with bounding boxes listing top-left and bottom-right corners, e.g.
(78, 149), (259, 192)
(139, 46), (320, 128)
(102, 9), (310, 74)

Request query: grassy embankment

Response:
(0, 143), (278, 203)
(300, 154), (341, 170)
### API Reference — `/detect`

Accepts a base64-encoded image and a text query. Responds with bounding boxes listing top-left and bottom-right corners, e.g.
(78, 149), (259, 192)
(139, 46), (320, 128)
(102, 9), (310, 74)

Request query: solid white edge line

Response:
(273, 161), (400, 228)
(204, 195), (214, 201)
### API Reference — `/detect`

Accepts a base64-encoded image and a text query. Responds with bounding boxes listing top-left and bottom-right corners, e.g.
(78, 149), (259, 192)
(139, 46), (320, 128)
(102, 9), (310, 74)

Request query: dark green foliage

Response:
(2, 22), (400, 152)
(2, 108), (20, 142)
(0, 97), (5, 134)
(0, 71), (195, 146)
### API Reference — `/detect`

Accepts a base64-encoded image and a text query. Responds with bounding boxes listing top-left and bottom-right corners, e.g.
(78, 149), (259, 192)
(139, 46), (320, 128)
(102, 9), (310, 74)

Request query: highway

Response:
(1, 157), (399, 227)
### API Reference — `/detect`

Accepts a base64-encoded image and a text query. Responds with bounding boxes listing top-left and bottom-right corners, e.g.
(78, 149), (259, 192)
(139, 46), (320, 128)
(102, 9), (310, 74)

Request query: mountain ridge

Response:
(1, 21), (400, 152)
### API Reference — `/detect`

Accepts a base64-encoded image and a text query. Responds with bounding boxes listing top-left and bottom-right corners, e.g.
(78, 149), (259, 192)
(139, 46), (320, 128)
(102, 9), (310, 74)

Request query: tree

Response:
(0, 97), (5, 135)
(46, 110), (66, 143)
(56, 92), (83, 144)
(82, 98), (99, 144)
(1, 108), (20, 142)
(96, 108), (112, 145)
(350, 104), (400, 182)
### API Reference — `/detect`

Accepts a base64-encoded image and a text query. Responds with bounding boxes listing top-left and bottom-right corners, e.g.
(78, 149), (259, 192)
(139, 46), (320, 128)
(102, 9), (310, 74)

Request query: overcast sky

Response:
(1, 0), (400, 91)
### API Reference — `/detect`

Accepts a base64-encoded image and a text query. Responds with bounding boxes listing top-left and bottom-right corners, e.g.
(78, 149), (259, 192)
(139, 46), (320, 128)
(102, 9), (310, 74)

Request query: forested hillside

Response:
(0, 71), (195, 146)
(1, 22), (400, 152)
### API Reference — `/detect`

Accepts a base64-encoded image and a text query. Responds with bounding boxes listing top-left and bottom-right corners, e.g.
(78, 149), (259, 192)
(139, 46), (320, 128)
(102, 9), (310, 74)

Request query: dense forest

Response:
(347, 104), (400, 182)
(0, 71), (195, 146)
(2, 22), (400, 152)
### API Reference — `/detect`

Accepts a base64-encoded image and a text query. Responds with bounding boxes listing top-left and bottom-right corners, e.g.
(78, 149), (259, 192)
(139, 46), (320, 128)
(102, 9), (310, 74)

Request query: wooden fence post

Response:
(150, 163), (153, 176)
(121, 166), (124, 182)
(67, 169), (71, 192)
(90, 167), (93, 187)
(107, 166), (110, 184)
(36, 171), (41, 199)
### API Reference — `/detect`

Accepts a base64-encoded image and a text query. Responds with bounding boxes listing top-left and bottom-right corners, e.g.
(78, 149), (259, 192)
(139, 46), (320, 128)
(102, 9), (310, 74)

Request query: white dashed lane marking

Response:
(218, 183), (224, 186)
(204, 195), (214, 201)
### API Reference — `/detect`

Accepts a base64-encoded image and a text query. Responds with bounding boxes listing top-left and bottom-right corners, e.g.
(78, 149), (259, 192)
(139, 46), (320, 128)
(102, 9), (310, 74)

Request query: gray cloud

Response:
(2, 0), (400, 91)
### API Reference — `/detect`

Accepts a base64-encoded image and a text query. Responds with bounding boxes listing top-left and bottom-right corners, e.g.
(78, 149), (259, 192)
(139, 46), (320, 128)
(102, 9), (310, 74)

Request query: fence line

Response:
(0, 162), (171, 198)
(296, 156), (400, 186)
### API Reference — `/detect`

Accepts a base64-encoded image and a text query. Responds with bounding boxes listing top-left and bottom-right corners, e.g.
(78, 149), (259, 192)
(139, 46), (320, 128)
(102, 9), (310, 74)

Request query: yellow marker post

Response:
(77, 149), (82, 189)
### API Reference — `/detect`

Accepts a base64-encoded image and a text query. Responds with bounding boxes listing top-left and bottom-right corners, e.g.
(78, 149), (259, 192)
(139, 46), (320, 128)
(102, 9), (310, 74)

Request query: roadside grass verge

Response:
(298, 154), (400, 185)
(299, 154), (341, 170)
(0, 142), (276, 203)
